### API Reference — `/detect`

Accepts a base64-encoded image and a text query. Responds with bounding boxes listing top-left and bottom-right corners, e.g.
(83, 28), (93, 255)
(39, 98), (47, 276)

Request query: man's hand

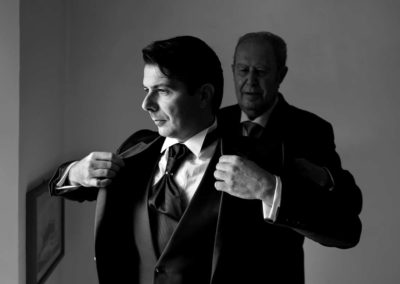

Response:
(214, 155), (276, 204)
(69, 152), (125, 188)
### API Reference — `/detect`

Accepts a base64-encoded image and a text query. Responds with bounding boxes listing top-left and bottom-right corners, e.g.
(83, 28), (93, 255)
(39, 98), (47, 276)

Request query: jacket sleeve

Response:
(274, 122), (362, 249)
(48, 161), (99, 202)
(48, 129), (159, 202)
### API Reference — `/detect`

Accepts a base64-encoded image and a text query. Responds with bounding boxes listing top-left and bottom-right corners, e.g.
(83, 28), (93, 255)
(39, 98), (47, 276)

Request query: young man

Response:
(50, 36), (227, 284)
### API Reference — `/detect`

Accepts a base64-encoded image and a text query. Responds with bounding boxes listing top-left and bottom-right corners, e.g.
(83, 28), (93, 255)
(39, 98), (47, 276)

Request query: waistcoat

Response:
(133, 144), (222, 284)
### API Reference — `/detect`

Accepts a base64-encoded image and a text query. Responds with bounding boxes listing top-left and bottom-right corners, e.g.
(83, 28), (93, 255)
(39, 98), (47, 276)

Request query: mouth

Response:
(242, 92), (263, 101)
(243, 91), (261, 96)
(152, 119), (166, 126)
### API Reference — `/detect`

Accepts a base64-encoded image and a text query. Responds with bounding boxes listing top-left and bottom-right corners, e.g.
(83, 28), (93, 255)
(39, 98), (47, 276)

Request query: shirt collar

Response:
(240, 96), (279, 127)
(161, 119), (217, 158)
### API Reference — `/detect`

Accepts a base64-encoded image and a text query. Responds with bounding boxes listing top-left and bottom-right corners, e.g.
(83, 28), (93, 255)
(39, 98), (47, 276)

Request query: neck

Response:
(178, 115), (215, 143)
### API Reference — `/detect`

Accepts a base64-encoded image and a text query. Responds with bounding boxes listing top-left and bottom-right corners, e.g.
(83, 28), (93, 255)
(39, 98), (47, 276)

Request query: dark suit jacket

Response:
(49, 96), (362, 283)
(217, 96), (362, 247)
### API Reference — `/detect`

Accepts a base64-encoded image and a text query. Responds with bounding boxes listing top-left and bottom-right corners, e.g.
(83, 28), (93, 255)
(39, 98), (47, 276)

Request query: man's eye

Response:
(235, 66), (249, 75)
(158, 89), (170, 95)
(256, 69), (267, 75)
(256, 68), (270, 75)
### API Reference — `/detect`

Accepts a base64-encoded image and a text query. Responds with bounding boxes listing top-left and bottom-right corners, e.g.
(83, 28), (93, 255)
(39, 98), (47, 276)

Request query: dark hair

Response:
(234, 31), (287, 72)
(142, 36), (223, 113)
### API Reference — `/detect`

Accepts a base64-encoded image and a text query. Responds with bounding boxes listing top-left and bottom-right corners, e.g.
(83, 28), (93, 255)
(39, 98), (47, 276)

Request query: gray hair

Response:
(234, 31), (287, 72)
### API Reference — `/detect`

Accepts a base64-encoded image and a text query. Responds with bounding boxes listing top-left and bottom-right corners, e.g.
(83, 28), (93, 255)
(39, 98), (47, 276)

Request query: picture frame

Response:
(26, 180), (64, 284)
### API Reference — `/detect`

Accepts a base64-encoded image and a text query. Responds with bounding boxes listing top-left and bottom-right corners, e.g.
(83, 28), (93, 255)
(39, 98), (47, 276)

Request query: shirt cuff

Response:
(56, 161), (80, 190)
(324, 167), (335, 192)
(262, 175), (282, 222)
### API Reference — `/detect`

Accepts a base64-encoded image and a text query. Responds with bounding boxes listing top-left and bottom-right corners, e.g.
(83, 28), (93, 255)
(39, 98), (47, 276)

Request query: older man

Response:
(216, 31), (362, 283)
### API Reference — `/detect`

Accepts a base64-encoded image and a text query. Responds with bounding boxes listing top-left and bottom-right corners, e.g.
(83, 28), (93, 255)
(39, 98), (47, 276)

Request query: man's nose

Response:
(141, 92), (158, 112)
(247, 69), (258, 86)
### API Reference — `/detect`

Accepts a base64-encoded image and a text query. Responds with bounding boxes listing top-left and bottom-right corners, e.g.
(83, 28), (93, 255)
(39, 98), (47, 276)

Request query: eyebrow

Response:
(143, 82), (175, 90)
(143, 76), (183, 89)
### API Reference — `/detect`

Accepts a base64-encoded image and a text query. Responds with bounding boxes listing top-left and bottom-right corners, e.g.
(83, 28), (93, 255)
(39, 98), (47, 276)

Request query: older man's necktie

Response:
(242, 121), (264, 138)
(148, 143), (190, 253)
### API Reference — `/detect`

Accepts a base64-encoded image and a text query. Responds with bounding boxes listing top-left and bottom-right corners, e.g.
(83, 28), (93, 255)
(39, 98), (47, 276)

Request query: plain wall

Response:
(19, 0), (67, 284)
(23, 0), (400, 283)
(0, 1), (20, 283)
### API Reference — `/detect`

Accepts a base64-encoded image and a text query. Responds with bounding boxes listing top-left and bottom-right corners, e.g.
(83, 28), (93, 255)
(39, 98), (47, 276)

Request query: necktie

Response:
(149, 143), (190, 220)
(242, 121), (264, 138)
(148, 143), (191, 253)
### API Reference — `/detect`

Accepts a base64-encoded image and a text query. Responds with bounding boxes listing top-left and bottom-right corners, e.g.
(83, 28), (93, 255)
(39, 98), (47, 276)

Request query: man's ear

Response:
(198, 83), (215, 109)
(278, 66), (288, 85)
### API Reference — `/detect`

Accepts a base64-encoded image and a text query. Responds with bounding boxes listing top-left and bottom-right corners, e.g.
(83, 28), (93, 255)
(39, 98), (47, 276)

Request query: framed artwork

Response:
(26, 180), (64, 284)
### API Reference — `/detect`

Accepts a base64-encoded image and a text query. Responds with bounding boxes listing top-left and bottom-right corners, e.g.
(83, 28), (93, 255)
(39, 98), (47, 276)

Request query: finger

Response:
(92, 160), (121, 172)
(87, 178), (112, 188)
(218, 155), (242, 164)
(89, 152), (124, 169)
(110, 154), (125, 168)
(90, 151), (113, 161)
(215, 162), (234, 172)
(97, 178), (112, 188)
(91, 152), (125, 168)
(214, 169), (229, 181)
(92, 168), (117, 179)
(215, 181), (227, 191)
(86, 178), (99, 187)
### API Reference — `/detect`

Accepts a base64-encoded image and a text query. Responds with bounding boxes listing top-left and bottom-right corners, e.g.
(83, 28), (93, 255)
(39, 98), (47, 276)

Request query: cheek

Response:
(163, 103), (181, 125)
(176, 99), (198, 123)
(260, 80), (274, 93)
(236, 77), (245, 88)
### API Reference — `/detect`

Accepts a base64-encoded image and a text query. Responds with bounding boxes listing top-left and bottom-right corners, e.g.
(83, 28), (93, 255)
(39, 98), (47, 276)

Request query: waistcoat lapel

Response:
(156, 140), (223, 264)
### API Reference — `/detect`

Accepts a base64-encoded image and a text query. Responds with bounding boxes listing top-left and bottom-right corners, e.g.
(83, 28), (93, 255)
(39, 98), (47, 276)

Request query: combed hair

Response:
(234, 31), (287, 71)
(142, 36), (224, 113)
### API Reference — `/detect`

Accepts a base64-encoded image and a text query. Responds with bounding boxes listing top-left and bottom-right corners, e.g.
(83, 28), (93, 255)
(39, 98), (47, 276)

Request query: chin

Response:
(158, 127), (177, 139)
(157, 127), (168, 137)
(242, 102), (268, 117)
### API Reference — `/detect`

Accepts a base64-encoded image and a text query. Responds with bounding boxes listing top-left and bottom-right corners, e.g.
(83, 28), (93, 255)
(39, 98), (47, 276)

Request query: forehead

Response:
(143, 64), (168, 86)
(235, 39), (277, 67)
(143, 64), (188, 91)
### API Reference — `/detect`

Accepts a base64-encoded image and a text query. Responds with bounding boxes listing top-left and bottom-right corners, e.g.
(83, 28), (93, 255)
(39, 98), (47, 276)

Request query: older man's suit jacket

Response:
(217, 96), (362, 246)
(49, 96), (362, 284)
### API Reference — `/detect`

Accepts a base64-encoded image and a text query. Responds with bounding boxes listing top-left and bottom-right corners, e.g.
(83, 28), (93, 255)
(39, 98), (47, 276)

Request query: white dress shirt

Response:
(153, 122), (218, 204)
(56, 118), (280, 221)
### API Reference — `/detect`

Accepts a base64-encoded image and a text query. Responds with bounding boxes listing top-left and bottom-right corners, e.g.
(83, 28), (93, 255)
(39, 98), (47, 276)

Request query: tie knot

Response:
(242, 121), (264, 138)
(169, 143), (188, 159)
(166, 143), (190, 174)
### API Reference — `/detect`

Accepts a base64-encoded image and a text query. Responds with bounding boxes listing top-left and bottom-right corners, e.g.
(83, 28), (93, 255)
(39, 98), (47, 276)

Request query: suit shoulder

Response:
(217, 104), (241, 129)
(218, 104), (240, 118)
(116, 129), (159, 154)
(286, 104), (332, 130)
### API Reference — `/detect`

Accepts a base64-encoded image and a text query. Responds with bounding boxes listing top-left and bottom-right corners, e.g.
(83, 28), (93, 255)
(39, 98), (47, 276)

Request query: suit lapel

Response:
(94, 135), (164, 266)
(211, 102), (287, 281)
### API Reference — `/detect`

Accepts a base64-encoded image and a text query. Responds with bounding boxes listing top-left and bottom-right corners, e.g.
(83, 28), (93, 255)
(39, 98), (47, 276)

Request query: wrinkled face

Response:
(233, 39), (283, 119)
(142, 64), (205, 142)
